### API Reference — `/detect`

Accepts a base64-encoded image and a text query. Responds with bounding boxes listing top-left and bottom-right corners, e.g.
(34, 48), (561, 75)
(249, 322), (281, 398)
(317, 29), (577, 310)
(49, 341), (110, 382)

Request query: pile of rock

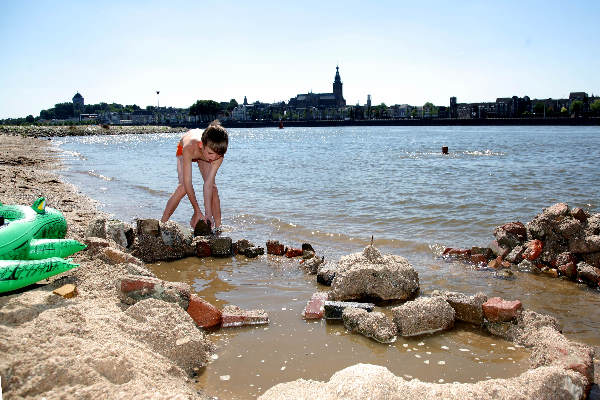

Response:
(443, 203), (600, 289)
(294, 284), (595, 399)
(85, 217), (319, 264)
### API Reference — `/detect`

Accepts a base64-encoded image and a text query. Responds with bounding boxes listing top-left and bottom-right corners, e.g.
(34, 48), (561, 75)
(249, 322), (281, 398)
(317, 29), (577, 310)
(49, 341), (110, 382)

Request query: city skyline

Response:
(1, 0), (599, 119)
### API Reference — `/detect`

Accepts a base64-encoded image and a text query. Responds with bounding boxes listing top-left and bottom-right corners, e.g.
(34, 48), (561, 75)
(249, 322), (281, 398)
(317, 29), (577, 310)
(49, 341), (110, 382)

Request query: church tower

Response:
(333, 66), (345, 107)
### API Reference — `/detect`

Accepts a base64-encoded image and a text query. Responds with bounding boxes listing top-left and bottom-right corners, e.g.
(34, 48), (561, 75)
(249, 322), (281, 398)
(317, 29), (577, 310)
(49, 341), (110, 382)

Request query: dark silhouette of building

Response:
(72, 92), (84, 115)
(288, 66), (346, 109)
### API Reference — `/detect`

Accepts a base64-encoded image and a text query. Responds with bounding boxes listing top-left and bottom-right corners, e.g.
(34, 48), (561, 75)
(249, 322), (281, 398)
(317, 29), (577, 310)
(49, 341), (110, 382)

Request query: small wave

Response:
(463, 149), (505, 156)
(84, 170), (115, 181)
(131, 184), (171, 197)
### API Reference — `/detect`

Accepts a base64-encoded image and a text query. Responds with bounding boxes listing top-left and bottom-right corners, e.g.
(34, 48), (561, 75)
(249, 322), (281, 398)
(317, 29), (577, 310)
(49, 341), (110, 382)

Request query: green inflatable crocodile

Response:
(0, 197), (86, 293)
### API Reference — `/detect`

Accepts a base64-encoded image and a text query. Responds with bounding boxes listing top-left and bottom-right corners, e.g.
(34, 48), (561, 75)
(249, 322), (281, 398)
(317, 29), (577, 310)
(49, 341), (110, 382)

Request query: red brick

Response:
(187, 294), (222, 328)
(523, 240), (543, 261)
(103, 247), (142, 265)
(195, 238), (212, 257)
(303, 292), (329, 319)
(266, 240), (286, 256)
(285, 248), (303, 258)
(482, 297), (522, 322)
(120, 276), (159, 293)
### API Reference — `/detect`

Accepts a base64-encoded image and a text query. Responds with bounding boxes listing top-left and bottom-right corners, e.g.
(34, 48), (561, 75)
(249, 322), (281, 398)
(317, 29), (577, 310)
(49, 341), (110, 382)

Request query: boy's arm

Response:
(203, 157), (223, 222)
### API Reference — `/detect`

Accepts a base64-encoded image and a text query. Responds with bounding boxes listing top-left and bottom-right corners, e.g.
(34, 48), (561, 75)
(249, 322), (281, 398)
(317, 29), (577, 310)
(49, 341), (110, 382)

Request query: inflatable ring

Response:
(0, 197), (85, 293)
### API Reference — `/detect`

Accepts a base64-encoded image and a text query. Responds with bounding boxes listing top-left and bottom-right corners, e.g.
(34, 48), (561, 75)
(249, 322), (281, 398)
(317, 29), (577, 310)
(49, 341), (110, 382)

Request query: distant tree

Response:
(560, 106), (568, 114)
(227, 99), (238, 111)
(25, 115), (34, 123)
(569, 100), (584, 116)
(410, 109), (418, 118)
(590, 99), (600, 115)
(533, 103), (545, 115)
(189, 100), (221, 120)
(54, 102), (75, 119)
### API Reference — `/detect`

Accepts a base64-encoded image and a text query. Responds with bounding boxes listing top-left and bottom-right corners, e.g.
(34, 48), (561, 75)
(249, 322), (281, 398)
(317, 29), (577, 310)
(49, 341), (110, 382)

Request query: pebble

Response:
(459, 348), (470, 352)
(441, 345), (449, 350)
(220, 375), (231, 381)
(437, 361), (446, 365)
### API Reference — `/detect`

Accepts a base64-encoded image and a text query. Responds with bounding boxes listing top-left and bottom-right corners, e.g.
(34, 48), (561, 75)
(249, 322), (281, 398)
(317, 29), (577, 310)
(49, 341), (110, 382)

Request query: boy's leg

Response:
(161, 157), (186, 222)
(212, 185), (222, 228)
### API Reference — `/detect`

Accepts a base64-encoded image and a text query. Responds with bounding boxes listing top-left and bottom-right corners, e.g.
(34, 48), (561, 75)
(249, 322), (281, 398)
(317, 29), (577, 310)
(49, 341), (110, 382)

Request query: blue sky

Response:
(1, 0), (599, 118)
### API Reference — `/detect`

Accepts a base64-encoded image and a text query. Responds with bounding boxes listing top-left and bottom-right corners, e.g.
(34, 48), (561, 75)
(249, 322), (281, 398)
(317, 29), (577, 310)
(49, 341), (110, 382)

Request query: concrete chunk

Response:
(324, 301), (374, 320)
(392, 297), (455, 337)
(221, 305), (269, 327)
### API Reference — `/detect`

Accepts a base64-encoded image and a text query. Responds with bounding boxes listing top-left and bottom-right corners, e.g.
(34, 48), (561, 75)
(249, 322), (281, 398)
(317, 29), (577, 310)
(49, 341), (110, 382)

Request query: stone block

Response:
(106, 220), (135, 248)
(569, 235), (600, 254)
(221, 305), (269, 327)
(440, 291), (487, 326)
(576, 262), (600, 286)
(392, 297), (455, 337)
(210, 237), (232, 257)
(317, 262), (338, 286)
(136, 218), (160, 236)
(303, 292), (329, 319)
(505, 245), (525, 263)
(324, 301), (374, 320)
(300, 255), (324, 274)
(85, 218), (106, 239)
(285, 248), (303, 258)
(193, 219), (212, 236)
(558, 262), (577, 280)
(266, 240), (286, 256)
(482, 297), (522, 322)
(342, 308), (397, 344)
(487, 256), (503, 269)
(544, 202), (569, 218)
(245, 246), (264, 258)
(53, 284), (77, 298)
(442, 248), (471, 258)
(187, 294), (222, 328)
(118, 275), (190, 309)
(488, 240), (510, 258)
(233, 239), (253, 255)
(302, 243), (315, 253)
(571, 207), (588, 222)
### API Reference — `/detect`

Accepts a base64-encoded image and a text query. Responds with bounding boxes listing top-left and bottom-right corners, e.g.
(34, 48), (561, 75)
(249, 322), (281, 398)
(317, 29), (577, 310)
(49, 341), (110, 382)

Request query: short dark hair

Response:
(201, 120), (228, 156)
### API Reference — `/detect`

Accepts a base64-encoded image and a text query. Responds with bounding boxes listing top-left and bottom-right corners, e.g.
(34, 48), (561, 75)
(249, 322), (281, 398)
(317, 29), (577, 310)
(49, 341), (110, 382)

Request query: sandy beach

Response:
(0, 134), (213, 399)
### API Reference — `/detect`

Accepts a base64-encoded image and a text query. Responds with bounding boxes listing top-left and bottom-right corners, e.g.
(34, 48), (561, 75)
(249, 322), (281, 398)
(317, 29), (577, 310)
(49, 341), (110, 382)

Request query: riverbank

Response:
(0, 125), (186, 137)
(0, 135), (213, 398)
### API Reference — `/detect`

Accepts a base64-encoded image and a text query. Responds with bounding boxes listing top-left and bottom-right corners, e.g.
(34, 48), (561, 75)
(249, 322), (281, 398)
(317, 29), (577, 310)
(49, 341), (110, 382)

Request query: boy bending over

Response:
(161, 120), (229, 229)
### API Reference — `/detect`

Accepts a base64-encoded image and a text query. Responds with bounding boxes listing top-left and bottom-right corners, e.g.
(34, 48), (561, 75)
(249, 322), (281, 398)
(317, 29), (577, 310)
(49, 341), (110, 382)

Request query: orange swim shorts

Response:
(176, 141), (183, 157)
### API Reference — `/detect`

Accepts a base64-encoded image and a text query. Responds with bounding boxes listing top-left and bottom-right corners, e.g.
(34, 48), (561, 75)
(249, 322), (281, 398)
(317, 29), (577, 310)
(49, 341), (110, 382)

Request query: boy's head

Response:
(201, 120), (229, 156)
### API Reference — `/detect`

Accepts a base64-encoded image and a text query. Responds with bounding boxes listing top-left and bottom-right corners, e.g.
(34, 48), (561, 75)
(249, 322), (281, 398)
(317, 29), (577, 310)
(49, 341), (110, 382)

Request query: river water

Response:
(54, 125), (600, 398)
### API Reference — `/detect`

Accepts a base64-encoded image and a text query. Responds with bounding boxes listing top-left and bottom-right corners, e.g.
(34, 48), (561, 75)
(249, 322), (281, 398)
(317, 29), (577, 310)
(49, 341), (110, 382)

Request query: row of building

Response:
(65, 67), (597, 125)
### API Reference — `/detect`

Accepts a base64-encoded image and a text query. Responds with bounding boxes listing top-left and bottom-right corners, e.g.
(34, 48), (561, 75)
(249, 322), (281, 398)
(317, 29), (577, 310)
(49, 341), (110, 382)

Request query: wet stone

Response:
(136, 218), (160, 236)
(233, 239), (253, 255)
(300, 255), (325, 274)
(317, 262), (338, 286)
(392, 296), (455, 337)
(436, 291), (487, 326)
(488, 240), (510, 258)
(106, 219), (134, 248)
(118, 275), (191, 310)
(187, 294), (222, 328)
(245, 246), (264, 258)
(193, 219), (212, 236)
(571, 207), (588, 222)
(285, 248), (303, 258)
(342, 308), (397, 344)
(576, 261), (600, 286)
(210, 237), (232, 257)
(471, 246), (493, 259)
(505, 245), (525, 264)
(193, 237), (212, 257)
(329, 245), (419, 302)
(324, 301), (374, 320)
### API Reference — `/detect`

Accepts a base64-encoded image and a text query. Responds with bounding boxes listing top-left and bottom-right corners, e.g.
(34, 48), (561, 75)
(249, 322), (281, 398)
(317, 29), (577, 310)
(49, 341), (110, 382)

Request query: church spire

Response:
(333, 65), (345, 106)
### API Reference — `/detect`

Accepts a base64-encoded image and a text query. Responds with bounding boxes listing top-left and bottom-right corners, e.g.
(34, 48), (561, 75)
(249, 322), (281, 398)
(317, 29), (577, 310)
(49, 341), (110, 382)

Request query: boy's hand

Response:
(190, 211), (204, 228)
